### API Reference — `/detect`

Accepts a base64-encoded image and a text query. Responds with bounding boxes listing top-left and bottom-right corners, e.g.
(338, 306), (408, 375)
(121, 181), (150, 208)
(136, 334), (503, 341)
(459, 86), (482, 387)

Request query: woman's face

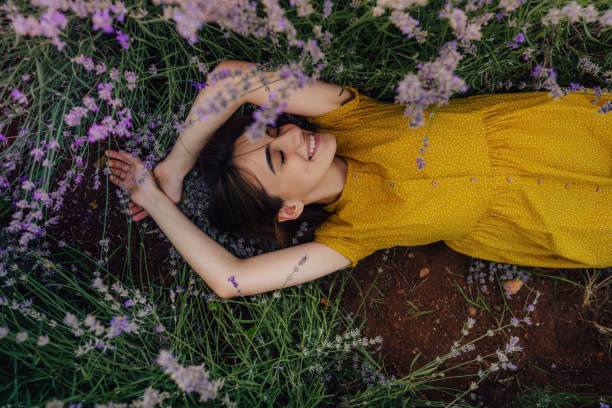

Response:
(231, 123), (337, 206)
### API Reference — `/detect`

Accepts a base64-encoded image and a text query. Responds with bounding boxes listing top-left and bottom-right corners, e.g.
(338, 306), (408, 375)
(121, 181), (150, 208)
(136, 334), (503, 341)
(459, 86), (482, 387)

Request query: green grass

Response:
(1, 0), (611, 406)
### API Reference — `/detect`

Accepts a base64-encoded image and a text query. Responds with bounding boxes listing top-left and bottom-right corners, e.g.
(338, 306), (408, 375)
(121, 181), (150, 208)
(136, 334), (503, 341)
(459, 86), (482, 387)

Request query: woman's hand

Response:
(127, 159), (185, 221)
(105, 150), (161, 210)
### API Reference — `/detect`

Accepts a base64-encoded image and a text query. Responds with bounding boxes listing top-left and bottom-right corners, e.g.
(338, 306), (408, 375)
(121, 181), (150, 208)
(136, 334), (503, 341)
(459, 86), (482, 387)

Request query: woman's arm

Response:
(164, 59), (353, 177)
(227, 59), (354, 116)
(141, 187), (351, 298)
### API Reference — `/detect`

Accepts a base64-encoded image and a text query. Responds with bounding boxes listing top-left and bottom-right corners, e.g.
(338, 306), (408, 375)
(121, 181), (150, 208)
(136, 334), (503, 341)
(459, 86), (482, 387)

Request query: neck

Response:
(309, 156), (347, 205)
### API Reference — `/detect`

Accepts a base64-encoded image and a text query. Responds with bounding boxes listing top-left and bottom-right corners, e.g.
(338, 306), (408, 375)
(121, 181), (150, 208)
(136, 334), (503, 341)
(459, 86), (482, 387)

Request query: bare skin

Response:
(126, 158), (183, 221)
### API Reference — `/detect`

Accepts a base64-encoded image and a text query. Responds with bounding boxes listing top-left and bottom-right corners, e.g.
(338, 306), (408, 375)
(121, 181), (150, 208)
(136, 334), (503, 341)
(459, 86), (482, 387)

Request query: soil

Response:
(4, 146), (612, 406)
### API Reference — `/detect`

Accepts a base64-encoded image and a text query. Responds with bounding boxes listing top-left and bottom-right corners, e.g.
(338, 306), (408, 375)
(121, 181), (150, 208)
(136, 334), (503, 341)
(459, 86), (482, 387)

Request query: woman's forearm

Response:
(142, 187), (239, 298)
(165, 62), (247, 177)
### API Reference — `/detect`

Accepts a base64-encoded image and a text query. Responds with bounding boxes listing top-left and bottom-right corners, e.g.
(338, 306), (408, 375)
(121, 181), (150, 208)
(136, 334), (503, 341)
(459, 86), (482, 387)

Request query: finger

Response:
(117, 149), (138, 165)
(105, 150), (125, 161)
(106, 150), (135, 168)
(109, 169), (127, 179)
(128, 205), (144, 216)
(134, 210), (149, 222)
(128, 207), (145, 220)
(108, 158), (130, 170)
(110, 173), (126, 183)
(110, 174), (123, 184)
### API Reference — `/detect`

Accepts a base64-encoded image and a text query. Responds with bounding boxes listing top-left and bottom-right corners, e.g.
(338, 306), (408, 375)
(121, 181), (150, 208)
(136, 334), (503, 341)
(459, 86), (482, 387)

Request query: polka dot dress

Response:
(307, 86), (612, 269)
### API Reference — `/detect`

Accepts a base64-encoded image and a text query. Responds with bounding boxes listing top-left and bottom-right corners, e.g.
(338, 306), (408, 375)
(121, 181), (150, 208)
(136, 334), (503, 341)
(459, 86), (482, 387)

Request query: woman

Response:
(105, 60), (612, 298)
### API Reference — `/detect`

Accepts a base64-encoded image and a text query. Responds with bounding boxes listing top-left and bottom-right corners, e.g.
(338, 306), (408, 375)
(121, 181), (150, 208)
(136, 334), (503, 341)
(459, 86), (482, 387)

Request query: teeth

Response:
(309, 134), (315, 158)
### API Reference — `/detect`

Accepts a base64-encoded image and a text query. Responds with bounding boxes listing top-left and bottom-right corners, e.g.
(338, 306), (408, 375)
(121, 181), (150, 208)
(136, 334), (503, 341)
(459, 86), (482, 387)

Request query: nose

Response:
(275, 124), (305, 157)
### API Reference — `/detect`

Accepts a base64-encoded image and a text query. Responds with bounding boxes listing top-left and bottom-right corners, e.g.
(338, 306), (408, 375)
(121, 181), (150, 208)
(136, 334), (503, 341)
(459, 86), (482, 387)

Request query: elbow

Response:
(215, 288), (234, 299)
(213, 280), (240, 299)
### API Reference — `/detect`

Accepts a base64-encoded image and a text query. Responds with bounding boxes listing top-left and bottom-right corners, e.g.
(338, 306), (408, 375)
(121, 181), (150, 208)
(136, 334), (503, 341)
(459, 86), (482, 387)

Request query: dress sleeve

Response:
(313, 233), (376, 269)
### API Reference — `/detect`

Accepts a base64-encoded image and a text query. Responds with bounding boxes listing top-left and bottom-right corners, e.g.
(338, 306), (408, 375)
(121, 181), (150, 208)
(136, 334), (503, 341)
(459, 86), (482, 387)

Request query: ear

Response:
(277, 200), (304, 222)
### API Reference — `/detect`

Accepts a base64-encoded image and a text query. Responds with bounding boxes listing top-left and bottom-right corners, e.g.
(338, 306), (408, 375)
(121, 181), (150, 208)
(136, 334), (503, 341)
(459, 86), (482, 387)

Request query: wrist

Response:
(163, 149), (193, 179)
(141, 187), (167, 214)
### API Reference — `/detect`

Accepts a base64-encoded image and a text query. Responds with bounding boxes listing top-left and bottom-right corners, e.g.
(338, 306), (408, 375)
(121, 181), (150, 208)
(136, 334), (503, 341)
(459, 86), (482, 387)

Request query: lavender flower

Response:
(37, 334), (50, 346)
(227, 275), (242, 296)
(15, 331), (28, 343)
(11, 89), (28, 105)
(323, 0), (333, 18)
(395, 41), (468, 129)
(156, 350), (224, 402)
(92, 9), (114, 34)
(115, 30), (131, 49)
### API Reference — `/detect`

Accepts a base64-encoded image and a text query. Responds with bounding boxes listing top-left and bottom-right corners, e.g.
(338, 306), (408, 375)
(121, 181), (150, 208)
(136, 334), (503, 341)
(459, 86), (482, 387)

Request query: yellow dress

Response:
(306, 86), (612, 269)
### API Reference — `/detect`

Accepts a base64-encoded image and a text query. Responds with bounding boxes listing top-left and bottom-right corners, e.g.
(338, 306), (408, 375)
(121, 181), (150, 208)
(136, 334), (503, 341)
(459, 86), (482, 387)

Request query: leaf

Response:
(244, 326), (257, 339)
(504, 278), (523, 295)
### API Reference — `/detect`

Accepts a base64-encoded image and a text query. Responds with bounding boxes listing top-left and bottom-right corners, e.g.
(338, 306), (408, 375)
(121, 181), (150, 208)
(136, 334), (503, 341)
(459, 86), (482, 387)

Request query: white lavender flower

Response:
(15, 331), (28, 343)
(92, 277), (108, 293)
(37, 334), (49, 346)
(133, 387), (169, 408)
(44, 399), (64, 408)
(0, 327), (8, 338)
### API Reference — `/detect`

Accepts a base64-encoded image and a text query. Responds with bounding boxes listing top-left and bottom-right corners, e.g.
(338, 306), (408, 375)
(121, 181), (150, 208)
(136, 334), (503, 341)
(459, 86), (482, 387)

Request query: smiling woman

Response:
(109, 59), (612, 299)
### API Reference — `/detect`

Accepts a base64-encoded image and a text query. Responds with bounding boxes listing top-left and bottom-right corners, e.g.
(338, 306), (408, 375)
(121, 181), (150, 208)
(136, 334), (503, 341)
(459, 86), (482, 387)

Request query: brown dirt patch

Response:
(323, 242), (611, 404)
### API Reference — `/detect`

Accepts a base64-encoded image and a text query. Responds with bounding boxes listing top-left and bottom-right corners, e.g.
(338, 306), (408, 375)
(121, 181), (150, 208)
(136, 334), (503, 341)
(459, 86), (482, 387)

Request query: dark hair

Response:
(196, 110), (334, 248)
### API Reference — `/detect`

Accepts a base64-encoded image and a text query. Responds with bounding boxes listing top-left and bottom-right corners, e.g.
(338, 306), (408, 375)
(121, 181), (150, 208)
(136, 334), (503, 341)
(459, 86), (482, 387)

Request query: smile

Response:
(308, 133), (319, 160)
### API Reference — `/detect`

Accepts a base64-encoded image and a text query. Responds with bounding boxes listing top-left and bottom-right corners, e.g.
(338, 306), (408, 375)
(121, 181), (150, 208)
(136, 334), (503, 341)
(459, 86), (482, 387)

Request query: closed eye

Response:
(275, 125), (284, 165)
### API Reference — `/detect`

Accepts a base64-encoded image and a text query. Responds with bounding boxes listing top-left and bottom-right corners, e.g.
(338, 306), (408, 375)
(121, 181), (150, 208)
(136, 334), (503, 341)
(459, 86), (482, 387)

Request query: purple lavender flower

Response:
(514, 32), (525, 43)
(87, 123), (109, 143)
(323, 0), (333, 18)
(115, 30), (131, 49)
(191, 81), (209, 90)
(227, 275), (242, 296)
(11, 89), (28, 105)
(533, 65), (543, 78)
(92, 9), (114, 34)
(109, 315), (128, 337)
